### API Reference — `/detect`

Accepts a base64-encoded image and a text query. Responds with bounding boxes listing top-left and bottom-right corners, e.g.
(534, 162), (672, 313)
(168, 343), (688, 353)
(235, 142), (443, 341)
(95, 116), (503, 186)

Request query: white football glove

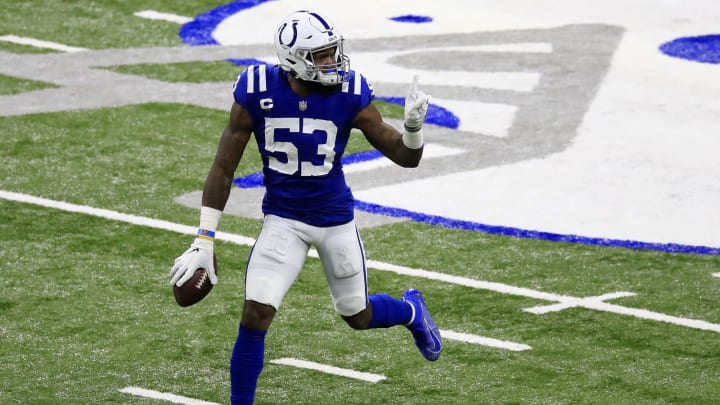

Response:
(403, 75), (431, 132)
(169, 238), (217, 287)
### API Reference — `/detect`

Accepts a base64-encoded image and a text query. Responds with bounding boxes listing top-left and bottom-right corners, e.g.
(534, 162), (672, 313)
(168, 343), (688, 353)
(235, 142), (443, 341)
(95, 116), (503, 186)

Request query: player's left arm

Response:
(354, 103), (423, 168)
(353, 75), (430, 168)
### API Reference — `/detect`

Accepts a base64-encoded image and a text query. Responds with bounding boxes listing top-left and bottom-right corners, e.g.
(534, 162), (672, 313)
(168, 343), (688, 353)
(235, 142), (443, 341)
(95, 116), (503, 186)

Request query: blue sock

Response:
(366, 293), (413, 329)
(230, 324), (267, 405)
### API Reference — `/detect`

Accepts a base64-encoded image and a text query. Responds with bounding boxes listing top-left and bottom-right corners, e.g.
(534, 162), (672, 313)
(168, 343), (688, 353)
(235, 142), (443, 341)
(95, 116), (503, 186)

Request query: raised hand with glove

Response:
(402, 74), (431, 149)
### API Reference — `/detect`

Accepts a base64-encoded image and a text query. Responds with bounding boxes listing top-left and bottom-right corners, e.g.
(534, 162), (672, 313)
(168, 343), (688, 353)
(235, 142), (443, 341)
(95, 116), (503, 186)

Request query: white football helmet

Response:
(274, 10), (350, 86)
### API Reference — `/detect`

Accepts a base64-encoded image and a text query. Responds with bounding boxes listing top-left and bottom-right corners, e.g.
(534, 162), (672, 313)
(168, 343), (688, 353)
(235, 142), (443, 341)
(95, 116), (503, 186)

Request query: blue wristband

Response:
(197, 229), (215, 241)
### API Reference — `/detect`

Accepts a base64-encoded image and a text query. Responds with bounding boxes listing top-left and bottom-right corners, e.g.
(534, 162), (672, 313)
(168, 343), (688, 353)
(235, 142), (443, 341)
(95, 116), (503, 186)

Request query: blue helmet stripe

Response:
(309, 11), (333, 34)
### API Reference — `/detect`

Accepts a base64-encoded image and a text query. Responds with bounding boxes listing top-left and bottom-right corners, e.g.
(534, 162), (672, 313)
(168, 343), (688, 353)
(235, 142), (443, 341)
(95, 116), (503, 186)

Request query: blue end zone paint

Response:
(376, 96), (460, 129)
(389, 15), (433, 23)
(353, 200), (720, 256)
(660, 34), (720, 64)
(233, 172), (264, 188)
(342, 149), (383, 164)
(179, 0), (272, 45)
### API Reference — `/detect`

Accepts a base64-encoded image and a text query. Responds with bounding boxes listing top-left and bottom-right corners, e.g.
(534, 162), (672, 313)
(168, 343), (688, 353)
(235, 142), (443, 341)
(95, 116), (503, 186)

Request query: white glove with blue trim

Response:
(169, 237), (217, 287)
(403, 75), (431, 132)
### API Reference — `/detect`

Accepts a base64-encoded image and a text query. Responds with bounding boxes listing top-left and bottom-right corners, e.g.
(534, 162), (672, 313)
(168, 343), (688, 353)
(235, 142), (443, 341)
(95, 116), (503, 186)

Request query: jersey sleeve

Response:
(342, 71), (375, 119)
(352, 71), (375, 109)
(232, 68), (248, 107)
(232, 64), (269, 108)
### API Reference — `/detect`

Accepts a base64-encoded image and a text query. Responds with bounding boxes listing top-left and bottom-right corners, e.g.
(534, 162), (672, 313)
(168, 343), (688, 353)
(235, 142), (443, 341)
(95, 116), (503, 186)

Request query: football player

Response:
(170, 9), (441, 404)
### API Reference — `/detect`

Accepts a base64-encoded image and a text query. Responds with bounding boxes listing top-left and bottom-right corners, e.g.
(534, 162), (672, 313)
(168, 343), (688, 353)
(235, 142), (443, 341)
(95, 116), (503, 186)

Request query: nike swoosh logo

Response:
(424, 319), (441, 353)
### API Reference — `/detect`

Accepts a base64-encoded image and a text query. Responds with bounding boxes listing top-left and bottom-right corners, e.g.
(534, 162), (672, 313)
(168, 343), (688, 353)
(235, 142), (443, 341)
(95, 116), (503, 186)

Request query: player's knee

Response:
(242, 300), (276, 330)
(342, 316), (365, 330)
(341, 306), (371, 330)
(334, 295), (367, 319)
(246, 274), (283, 309)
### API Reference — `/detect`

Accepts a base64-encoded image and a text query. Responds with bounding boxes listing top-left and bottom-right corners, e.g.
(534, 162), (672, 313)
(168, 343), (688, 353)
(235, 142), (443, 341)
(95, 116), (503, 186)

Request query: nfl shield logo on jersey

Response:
(299, 100), (308, 111)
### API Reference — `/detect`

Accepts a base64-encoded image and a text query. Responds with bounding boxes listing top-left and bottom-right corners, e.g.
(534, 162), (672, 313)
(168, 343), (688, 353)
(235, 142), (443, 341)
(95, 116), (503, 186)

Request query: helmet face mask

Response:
(274, 10), (350, 86)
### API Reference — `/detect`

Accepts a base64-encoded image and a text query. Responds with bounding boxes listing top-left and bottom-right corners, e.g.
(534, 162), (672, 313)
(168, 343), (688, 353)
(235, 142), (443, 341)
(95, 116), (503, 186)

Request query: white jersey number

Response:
(264, 117), (336, 176)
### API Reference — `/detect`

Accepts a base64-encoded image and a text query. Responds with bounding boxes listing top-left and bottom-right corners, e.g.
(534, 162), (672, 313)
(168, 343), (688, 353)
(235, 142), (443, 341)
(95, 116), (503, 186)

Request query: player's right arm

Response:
(202, 101), (253, 211)
(169, 101), (253, 287)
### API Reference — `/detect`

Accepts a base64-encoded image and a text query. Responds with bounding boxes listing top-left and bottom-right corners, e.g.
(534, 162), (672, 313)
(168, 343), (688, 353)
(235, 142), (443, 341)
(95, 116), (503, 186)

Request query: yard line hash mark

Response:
(441, 330), (532, 351)
(134, 10), (193, 24)
(270, 358), (386, 383)
(524, 291), (637, 314)
(0, 35), (88, 52)
(2, 189), (719, 335)
(119, 387), (220, 405)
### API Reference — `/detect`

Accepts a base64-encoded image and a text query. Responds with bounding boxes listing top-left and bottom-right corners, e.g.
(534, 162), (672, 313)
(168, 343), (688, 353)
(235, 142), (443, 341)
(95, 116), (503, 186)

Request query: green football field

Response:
(2, 2), (720, 404)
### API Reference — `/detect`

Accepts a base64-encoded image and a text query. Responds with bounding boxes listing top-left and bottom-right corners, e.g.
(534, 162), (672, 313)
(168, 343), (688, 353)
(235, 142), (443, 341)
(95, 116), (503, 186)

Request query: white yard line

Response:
(0, 35), (88, 52)
(0, 10), (192, 54)
(270, 358), (386, 383)
(119, 387), (220, 405)
(0, 190), (255, 247)
(524, 291), (637, 314)
(2, 189), (719, 335)
(120, 355), (387, 404)
(134, 10), (193, 24)
(441, 330), (531, 351)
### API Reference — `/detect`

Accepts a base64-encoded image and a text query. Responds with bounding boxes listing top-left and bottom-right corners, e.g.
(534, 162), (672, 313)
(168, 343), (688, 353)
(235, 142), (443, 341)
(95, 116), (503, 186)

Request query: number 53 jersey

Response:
(232, 64), (375, 227)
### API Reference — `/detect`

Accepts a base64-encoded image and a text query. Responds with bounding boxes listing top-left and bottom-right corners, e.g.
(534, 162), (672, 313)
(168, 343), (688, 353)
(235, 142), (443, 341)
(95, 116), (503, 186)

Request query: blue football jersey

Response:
(232, 65), (375, 227)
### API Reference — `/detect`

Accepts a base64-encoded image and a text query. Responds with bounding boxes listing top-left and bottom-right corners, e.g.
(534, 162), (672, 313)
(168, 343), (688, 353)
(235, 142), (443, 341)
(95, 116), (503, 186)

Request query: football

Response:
(172, 254), (217, 307)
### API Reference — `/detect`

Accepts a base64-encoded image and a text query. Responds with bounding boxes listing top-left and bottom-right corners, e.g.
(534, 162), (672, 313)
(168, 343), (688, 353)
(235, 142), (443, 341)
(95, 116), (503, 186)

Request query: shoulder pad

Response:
(242, 64), (269, 94)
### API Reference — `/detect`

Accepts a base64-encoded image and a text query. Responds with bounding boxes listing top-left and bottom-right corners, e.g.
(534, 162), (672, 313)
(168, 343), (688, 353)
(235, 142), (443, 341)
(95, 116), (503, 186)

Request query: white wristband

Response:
(199, 206), (222, 233)
(402, 127), (424, 149)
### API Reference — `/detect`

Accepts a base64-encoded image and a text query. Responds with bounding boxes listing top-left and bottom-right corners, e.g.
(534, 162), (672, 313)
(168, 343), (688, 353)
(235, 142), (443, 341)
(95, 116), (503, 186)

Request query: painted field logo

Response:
(177, 25), (629, 242)
(660, 34), (720, 64)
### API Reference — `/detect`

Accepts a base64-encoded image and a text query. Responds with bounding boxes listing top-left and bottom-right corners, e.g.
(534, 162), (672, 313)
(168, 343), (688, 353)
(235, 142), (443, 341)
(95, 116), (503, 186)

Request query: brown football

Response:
(173, 254), (217, 307)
